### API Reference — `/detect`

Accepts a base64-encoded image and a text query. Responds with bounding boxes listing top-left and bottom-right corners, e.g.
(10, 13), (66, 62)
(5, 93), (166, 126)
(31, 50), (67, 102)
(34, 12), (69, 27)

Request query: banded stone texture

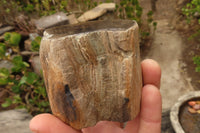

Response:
(40, 20), (142, 129)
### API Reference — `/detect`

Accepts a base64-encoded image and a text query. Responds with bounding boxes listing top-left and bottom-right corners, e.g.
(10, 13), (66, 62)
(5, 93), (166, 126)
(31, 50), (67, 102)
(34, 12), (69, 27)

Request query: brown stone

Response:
(40, 20), (142, 129)
(188, 107), (197, 114)
(24, 39), (32, 51)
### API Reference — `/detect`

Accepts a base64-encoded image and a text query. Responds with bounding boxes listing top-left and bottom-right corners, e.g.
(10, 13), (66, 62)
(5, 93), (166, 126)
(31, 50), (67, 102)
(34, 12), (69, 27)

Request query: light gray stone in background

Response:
(0, 60), (14, 72)
(29, 33), (40, 41)
(0, 109), (32, 133)
(35, 12), (69, 31)
(78, 3), (116, 22)
(0, 26), (15, 35)
(24, 33), (40, 51)
(30, 56), (42, 77)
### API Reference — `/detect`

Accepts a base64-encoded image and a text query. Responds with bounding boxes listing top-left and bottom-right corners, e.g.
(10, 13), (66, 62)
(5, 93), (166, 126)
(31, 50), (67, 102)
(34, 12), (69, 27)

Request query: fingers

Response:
(141, 59), (161, 88)
(124, 115), (140, 133)
(124, 59), (161, 132)
(29, 113), (81, 133)
(82, 121), (123, 133)
(138, 85), (162, 133)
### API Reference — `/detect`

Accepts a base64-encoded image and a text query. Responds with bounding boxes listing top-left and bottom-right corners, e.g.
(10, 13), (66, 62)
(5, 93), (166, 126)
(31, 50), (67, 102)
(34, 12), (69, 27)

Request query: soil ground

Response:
(179, 26), (200, 91)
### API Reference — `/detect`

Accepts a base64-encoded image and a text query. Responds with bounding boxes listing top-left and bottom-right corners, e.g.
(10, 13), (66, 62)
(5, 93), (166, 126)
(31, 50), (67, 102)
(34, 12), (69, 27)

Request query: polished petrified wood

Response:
(40, 20), (142, 129)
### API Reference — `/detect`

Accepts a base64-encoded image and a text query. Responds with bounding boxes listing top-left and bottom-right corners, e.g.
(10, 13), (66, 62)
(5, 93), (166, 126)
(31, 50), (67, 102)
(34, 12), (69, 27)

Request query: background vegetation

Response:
(182, 0), (200, 73)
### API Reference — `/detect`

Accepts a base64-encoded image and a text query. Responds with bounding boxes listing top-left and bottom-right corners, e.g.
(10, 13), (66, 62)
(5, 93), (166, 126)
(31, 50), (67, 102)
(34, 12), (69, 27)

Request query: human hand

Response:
(29, 59), (162, 133)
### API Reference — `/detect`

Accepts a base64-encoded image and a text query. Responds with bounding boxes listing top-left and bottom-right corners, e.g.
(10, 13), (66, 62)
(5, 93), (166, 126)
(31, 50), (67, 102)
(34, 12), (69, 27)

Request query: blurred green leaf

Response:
(132, 0), (139, 5)
(182, 0), (200, 24)
(24, 4), (34, 12)
(34, 86), (47, 97)
(0, 78), (9, 85)
(11, 56), (29, 72)
(31, 36), (41, 51)
(4, 32), (11, 42)
(0, 68), (9, 85)
(13, 95), (22, 104)
(0, 68), (9, 78)
(193, 56), (200, 72)
(147, 10), (153, 16)
(0, 43), (6, 59)
(1, 98), (12, 108)
(19, 72), (39, 85)
(40, 101), (49, 107)
(4, 32), (21, 46)
(12, 85), (21, 93)
(26, 72), (39, 85)
(19, 76), (27, 85)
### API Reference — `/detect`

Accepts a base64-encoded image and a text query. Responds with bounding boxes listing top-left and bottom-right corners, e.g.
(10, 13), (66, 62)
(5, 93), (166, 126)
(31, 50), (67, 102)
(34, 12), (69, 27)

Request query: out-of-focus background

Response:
(0, 0), (199, 133)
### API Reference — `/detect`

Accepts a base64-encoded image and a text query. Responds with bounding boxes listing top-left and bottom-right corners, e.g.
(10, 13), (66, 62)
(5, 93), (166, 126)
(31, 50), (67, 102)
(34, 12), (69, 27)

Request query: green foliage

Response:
(115, 0), (156, 44)
(182, 1), (200, 73)
(0, 68), (10, 85)
(20, 72), (39, 85)
(31, 36), (41, 52)
(0, 32), (49, 115)
(4, 32), (21, 46)
(11, 56), (29, 73)
(188, 29), (200, 40)
(11, 85), (21, 94)
(117, 0), (143, 24)
(1, 98), (12, 108)
(182, 0), (200, 24)
(0, 43), (6, 59)
(193, 56), (200, 72)
(24, 4), (35, 13)
(153, 21), (158, 30)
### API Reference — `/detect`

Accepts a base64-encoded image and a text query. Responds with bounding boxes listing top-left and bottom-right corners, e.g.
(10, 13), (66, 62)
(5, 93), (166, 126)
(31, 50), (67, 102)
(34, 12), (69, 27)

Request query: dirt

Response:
(178, 26), (200, 91)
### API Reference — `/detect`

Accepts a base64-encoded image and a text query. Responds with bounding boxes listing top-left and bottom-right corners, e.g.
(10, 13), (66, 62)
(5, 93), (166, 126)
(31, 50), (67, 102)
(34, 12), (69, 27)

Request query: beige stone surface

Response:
(35, 12), (68, 30)
(67, 14), (78, 24)
(78, 3), (115, 22)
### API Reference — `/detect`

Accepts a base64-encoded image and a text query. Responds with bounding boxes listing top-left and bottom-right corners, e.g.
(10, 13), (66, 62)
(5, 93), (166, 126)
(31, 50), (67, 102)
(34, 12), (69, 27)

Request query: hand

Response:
(29, 59), (162, 133)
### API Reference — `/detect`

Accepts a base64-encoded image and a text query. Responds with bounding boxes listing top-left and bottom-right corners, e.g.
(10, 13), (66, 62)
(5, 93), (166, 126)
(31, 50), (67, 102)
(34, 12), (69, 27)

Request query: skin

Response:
(29, 59), (162, 133)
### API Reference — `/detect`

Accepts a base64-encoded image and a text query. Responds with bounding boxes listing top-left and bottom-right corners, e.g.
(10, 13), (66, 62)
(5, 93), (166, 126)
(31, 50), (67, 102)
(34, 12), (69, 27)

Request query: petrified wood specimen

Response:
(40, 20), (142, 129)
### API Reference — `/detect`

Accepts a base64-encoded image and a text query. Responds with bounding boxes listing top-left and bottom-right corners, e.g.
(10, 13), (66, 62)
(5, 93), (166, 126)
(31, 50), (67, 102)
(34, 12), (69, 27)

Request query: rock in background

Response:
(0, 26), (14, 35)
(78, 3), (116, 22)
(29, 56), (42, 77)
(0, 109), (32, 133)
(35, 12), (69, 33)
